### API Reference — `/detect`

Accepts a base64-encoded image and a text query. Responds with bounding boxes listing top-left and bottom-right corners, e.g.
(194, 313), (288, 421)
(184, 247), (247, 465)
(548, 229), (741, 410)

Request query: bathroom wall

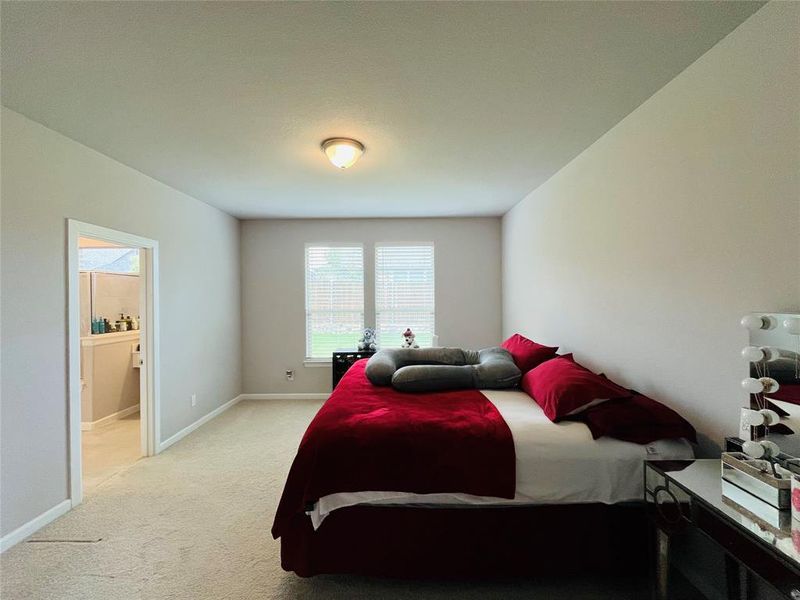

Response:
(80, 333), (140, 424)
(79, 272), (140, 336)
(93, 273), (140, 325)
(79, 272), (92, 337)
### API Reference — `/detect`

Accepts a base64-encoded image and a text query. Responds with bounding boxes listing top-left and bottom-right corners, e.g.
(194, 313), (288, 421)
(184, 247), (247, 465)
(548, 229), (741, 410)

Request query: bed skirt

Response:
(280, 502), (648, 578)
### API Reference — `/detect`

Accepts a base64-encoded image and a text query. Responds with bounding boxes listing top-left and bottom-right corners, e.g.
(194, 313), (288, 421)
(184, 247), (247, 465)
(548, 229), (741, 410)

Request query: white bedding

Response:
(308, 389), (693, 529)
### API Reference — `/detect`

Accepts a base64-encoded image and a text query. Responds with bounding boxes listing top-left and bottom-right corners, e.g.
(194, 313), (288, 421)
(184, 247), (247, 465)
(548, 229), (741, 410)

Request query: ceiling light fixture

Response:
(321, 138), (364, 169)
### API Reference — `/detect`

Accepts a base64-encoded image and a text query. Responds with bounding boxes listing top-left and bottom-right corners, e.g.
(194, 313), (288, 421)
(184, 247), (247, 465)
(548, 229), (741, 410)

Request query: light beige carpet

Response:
(1, 399), (655, 599)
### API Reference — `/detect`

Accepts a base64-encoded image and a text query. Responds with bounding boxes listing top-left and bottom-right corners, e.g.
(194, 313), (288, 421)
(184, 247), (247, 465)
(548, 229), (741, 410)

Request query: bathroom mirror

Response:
(743, 313), (800, 466)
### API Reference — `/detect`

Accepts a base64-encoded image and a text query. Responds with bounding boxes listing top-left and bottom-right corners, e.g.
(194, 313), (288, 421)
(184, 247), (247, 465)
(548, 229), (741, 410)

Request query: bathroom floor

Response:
(82, 412), (141, 495)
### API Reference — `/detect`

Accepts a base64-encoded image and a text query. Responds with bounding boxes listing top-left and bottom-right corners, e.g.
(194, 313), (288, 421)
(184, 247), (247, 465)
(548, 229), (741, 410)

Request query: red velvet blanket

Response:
(769, 384), (800, 406)
(272, 359), (516, 538)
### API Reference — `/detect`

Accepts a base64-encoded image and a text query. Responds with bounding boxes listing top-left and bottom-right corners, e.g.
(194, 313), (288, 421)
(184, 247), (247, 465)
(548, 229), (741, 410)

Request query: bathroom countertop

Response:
(80, 329), (140, 346)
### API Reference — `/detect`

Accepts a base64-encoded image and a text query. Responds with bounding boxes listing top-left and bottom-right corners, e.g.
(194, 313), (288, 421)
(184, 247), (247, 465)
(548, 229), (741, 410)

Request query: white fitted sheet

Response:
(308, 389), (693, 529)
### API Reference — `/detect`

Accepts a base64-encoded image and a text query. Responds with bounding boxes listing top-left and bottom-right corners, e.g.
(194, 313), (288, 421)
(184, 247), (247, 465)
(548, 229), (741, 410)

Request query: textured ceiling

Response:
(1, 1), (763, 218)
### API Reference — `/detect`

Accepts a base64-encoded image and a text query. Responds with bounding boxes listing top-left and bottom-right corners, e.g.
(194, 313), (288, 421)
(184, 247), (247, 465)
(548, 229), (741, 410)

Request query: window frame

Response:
(304, 242), (365, 363)
(374, 241), (436, 349)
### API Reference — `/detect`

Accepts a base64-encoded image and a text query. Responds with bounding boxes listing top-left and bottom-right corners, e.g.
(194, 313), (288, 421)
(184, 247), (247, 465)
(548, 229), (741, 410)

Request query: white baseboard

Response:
(158, 394), (243, 453)
(81, 404), (140, 431)
(1, 391), (324, 553)
(0, 499), (72, 553)
(2, 395), (243, 552)
(239, 393), (329, 401)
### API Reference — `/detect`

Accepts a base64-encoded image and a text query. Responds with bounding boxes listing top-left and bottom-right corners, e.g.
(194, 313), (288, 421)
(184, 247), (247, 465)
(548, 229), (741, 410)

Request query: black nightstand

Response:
(332, 349), (376, 390)
(645, 459), (800, 599)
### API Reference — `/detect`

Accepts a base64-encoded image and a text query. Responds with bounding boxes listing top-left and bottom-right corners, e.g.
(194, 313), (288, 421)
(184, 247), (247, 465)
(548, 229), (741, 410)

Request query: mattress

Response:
(308, 389), (693, 528)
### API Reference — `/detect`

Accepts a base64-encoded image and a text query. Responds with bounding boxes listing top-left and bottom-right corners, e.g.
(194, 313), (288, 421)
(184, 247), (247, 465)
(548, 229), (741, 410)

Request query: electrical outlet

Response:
(191, 393), (197, 407)
(285, 370), (295, 381)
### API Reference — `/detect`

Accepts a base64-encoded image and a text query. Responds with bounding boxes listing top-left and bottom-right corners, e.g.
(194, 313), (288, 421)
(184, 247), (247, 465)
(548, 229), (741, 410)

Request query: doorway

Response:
(67, 220), (160, 507)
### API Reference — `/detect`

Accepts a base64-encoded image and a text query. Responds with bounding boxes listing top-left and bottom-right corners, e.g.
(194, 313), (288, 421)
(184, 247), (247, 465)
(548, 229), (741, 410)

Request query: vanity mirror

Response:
(738, 312), (800, 474)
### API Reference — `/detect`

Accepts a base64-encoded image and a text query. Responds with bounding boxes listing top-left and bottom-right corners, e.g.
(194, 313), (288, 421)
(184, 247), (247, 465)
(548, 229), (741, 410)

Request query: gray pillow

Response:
(763, 349), (800, 383)
(365, 347), (521, 392)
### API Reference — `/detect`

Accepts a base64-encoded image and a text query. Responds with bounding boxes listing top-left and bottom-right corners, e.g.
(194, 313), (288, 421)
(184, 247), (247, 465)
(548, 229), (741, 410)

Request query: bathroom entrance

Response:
(67, 221), (160, 507)
(78, 236), (143, 494)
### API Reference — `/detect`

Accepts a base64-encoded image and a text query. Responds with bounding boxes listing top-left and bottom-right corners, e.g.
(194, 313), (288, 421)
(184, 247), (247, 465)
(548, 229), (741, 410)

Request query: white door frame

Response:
(66, 219), (160, 507)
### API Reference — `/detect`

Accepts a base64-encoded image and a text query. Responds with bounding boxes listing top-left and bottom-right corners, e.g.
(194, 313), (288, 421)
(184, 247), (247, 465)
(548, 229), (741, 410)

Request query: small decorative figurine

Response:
(401, 328), (419, 349)
(358, 327), (377, 352)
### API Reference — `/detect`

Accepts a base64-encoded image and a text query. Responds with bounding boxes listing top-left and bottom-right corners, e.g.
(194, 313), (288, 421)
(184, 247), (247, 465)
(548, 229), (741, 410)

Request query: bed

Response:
(273, 359), (694, 578)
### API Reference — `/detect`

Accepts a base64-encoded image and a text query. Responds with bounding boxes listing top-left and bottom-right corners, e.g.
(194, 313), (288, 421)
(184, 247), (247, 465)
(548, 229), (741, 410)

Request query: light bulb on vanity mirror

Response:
(741, 376), (781, 395)
(742, 346), (765, 363)
(741, 377), (765, 394)
(742, 439), (781, 460)
(724, 313), (800, 515)
(741, 314), (772, 331)
(741, 407), (781, 428)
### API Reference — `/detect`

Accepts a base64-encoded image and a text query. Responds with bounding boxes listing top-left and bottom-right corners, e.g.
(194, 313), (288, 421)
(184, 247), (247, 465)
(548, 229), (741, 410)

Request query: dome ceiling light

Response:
(321, 138), (364, 169)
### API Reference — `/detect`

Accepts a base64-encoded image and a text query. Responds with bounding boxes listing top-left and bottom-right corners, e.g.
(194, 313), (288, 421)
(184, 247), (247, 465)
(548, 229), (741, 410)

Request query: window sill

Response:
(304, 359), (332, 368)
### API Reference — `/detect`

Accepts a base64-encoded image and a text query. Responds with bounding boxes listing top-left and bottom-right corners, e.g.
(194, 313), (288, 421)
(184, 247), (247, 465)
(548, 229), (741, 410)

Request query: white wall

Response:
(502, 2), (799, 456)
(241, 218), (502, 394)
(0, 108), (242, 537)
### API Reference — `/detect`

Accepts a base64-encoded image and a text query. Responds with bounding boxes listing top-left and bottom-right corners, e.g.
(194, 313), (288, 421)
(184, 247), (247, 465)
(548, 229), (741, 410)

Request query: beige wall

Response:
(92, 273), (140, 327)
(79, 271), (92, 337)
(80, 335), (140, 423)
(502, 2), (800, 456)
(0, 108), (242, 537)
(79, 272), (140, 336)
(241, 218), (502, 394)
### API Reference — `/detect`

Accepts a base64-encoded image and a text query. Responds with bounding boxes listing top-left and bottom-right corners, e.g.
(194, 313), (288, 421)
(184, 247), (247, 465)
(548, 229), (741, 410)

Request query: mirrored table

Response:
(645, 459), (800, 600)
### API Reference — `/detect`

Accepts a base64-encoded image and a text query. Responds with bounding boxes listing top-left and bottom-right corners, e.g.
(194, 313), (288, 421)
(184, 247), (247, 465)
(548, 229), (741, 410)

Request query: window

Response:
(375, 244), (435, 348)
(79, 247), (139, 274)
(305, 245), (364, 359)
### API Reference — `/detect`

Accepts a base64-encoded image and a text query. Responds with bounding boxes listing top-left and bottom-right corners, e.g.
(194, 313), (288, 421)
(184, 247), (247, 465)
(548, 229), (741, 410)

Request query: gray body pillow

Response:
(365, 347), (521, 392)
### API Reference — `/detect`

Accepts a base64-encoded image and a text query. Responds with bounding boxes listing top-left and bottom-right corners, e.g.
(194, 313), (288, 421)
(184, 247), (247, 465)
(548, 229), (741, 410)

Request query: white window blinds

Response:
(375, 244), (435, 348)
(305, 245), (364, 359)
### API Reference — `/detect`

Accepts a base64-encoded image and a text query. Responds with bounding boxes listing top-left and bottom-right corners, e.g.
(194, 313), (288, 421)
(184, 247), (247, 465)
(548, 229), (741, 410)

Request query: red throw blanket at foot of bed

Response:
(272, 359), (516, 538)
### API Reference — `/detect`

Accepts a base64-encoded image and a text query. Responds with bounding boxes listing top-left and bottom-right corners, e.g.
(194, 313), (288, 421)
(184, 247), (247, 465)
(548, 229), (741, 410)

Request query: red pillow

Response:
(570, 394), (697, 445)
(501, 334), (558, 373)
(521, 355), (631, 421)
